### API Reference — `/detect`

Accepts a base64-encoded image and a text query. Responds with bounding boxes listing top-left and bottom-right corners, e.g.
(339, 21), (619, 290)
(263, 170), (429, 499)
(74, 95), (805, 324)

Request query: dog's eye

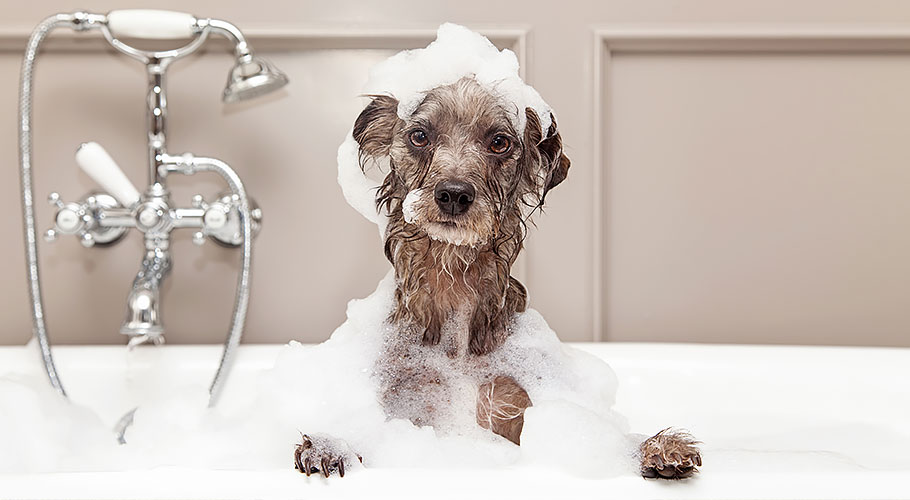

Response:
(489, 135), (511, 154)
(409, 130), (429, 147)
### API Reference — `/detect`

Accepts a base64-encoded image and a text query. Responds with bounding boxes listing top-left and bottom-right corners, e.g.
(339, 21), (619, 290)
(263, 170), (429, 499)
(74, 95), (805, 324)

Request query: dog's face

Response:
(353, 77), (570, 249)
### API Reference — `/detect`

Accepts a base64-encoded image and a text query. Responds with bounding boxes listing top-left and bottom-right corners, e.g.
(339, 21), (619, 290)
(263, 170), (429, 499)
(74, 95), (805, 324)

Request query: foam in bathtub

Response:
(0, 272), (633, 475)
(254, 272), (633, 476)
(0, 373), (121, 472)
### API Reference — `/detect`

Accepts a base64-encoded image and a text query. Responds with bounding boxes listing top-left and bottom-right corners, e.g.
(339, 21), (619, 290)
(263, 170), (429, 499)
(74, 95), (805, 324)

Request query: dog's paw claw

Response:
(293, 433), (361, 478)
(639, 428), (702, 480)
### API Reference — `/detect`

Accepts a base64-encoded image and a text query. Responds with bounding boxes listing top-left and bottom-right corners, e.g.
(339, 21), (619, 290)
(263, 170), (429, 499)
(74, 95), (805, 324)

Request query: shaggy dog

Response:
(294, 77), (702, 480)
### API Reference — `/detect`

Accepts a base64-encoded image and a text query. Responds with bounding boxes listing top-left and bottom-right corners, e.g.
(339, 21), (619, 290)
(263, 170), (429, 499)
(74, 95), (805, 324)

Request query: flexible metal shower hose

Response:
(18, 14), (73, 396)
(183, 156), (253, 406)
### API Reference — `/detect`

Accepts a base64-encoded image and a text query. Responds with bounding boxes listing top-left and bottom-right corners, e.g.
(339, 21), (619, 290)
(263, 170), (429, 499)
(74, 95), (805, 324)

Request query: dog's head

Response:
(353, 77), (570, 249)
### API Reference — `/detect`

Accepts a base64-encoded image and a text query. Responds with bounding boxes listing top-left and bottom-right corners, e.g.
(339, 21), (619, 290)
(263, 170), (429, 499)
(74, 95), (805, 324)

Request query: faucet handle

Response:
(44, 193), (68, 243)
(186, 192), (261, 247)
(76, 142), (141, 208)
(44, 191), (128, 247)
(51, 199), (87, 233)
(44, 192), (84, 244)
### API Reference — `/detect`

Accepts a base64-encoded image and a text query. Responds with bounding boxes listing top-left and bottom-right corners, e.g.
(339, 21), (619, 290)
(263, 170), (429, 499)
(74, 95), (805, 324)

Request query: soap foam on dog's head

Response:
(363, 23), (551, 135)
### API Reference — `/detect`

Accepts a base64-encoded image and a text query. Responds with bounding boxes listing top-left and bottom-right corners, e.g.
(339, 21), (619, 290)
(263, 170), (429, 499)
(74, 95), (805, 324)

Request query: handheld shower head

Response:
(223, 56), (288, 103)
(99, 12), (289, 103)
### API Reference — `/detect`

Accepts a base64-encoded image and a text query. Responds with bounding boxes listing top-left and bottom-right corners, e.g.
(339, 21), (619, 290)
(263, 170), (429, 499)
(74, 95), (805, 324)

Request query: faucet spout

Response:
(121, 243), (170, 346)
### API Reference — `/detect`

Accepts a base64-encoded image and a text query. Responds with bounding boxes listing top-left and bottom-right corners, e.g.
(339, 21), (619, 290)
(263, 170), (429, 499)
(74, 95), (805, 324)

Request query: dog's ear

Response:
(538, 113), (570, 198)
(353, 95), (400, 162)
(522, 108), (571, 202)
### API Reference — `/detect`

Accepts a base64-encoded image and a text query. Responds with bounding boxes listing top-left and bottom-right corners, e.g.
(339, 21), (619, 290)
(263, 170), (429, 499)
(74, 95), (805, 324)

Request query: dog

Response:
(294, 77), (702, 480)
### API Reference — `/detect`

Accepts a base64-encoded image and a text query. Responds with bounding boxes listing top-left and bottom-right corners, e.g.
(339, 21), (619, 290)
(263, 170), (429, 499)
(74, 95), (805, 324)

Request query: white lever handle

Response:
(75, 142), (141, 208)
(107, 10), (197, 40)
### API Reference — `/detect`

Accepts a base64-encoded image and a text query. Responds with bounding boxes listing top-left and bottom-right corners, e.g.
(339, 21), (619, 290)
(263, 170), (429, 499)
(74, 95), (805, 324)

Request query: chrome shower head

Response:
(222, 56), (288, 103)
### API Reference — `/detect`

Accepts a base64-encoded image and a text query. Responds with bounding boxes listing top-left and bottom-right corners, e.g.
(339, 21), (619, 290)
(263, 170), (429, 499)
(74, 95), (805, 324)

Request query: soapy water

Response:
(0, 24), (636, 476)
(0, 272), (635, 476)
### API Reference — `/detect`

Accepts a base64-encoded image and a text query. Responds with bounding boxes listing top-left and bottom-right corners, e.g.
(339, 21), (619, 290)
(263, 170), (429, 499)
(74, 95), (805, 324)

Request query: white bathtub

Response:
(0, 342), (907, 499)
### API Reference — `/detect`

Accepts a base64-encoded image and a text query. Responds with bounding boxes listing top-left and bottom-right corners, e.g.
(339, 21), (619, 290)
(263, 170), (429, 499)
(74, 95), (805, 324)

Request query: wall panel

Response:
(598, 29), (910, 345)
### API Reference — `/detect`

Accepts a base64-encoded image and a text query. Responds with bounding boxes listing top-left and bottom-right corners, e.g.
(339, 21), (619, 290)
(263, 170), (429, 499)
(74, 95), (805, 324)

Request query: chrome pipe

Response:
(147, 66), (168, 188)
(170, 208), (205, 228)
(121, 242), (170, 344)
(204, 19), (252, 60)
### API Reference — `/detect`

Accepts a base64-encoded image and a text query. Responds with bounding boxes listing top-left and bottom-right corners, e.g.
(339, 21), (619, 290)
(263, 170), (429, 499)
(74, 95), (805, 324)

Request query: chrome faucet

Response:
(19, 10), (283, 405)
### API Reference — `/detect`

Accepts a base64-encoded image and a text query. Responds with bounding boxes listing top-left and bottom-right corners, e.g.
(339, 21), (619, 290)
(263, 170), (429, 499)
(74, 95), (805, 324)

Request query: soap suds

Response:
(0, 272), (633, 476)
(402, 189), (424, 224)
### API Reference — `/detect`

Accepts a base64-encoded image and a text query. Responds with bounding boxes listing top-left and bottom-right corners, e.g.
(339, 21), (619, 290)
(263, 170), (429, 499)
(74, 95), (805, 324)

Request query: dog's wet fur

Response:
(296, 77), (701, 479)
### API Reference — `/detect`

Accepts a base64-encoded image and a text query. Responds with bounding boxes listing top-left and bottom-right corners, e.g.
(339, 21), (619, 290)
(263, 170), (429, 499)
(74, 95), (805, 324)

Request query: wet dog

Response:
(295, 77), (701, 479)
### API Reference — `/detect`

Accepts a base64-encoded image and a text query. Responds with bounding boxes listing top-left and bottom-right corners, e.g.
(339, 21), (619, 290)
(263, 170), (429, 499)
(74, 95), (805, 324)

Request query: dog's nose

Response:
(434, 180), (475, 216)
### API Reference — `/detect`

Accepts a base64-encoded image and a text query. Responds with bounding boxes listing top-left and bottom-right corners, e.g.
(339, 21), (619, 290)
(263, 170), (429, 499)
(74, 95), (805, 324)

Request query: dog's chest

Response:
(373, 333), (492, 430)
(439, 303), (473, 357)
(428, 248), (498, 306)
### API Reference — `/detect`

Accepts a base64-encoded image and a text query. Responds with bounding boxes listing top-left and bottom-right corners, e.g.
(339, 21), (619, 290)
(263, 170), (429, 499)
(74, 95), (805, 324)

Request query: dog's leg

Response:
(638, 428), (702, 479)
(421, 314), (443, 346)
(390, 280), (444, 347)
(467, 277), (525, 355)
(476, 375), (532, 445)
(293, 433), (362, 478)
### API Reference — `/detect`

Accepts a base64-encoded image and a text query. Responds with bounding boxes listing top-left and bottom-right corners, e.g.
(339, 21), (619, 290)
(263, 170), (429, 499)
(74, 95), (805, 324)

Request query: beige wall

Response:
(2, 1), (910, 346)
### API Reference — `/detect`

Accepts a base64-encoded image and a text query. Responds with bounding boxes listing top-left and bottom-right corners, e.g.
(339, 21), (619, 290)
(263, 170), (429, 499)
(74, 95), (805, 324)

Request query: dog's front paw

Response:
(639, 428), (702, 480)
(293, 433), (362, 478)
